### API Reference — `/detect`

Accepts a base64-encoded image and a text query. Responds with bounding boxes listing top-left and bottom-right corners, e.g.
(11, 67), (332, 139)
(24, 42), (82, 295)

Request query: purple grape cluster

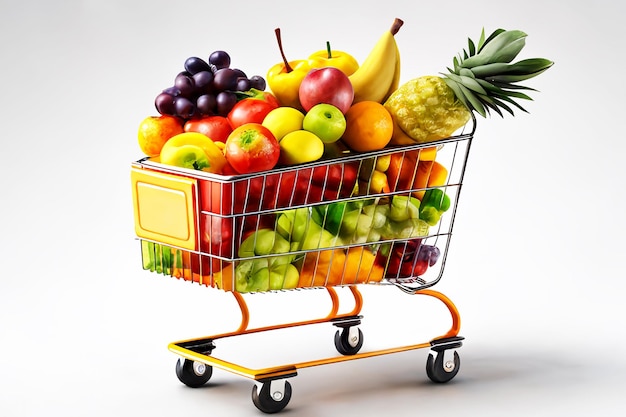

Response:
(154, 50), (266, 120)
(415, 244), (441, 267)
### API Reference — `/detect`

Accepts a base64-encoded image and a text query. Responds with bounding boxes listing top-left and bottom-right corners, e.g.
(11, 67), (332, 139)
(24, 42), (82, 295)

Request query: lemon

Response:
(262, 107), (305, 142)
(279, 130), (324, 165)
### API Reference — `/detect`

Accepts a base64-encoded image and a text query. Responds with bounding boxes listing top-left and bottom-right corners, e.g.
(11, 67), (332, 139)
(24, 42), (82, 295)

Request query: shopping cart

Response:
(130, 118), (475, 413)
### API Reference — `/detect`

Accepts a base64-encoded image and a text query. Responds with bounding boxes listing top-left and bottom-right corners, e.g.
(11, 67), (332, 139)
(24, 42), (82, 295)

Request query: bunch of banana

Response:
(349, 18), (403, 104)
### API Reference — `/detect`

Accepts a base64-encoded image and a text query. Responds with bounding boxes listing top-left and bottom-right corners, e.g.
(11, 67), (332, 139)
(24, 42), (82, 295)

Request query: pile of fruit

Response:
(138, 18), (552, 176)
(136, 18), (553, 292)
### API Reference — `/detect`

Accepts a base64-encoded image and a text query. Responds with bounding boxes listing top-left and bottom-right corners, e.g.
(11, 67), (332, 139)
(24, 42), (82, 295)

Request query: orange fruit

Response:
(137, 115), (184, 157)
(340, 101), (393, 152)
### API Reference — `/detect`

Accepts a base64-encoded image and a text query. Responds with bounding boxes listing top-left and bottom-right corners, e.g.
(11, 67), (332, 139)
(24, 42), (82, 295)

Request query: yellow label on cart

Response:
(131, 167), (197, 251)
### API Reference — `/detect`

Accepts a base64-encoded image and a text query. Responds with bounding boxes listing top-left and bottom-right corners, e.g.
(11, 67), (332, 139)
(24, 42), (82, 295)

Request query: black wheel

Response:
(175, 358), (213, 388)
(426, 350), (460, 383)
(252, 380), (292, 414)
(334, 327), (364, 355)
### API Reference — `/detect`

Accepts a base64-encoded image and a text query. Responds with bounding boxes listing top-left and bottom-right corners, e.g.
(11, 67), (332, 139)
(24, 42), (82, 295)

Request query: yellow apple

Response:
(261, 107), (305, 142)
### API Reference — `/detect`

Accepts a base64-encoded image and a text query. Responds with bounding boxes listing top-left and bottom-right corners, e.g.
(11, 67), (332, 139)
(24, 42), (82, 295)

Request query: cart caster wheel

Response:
(252, 380), (292, 414)
(426, 350), (460, 383)
(334, 327), (364, 355)
(175, 358), (212, 388)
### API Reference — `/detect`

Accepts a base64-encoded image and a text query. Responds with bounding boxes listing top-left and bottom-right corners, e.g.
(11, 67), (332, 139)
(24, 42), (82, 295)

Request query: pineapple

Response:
(384, 29), (554, 143)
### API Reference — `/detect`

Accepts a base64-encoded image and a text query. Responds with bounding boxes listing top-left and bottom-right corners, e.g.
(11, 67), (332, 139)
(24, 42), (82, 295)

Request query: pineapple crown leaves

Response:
(443, 28), (554, 118)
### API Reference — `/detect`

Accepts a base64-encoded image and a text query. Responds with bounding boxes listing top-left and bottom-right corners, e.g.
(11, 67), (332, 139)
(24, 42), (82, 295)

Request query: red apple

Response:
(227, 97), (278, 129)
(298, 67), (354, 114)
(184, 115), (233, 143)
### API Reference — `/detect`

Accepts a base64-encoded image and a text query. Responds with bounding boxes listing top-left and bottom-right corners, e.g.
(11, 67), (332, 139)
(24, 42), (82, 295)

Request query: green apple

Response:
(267, 236), (296, 266)
(275, 208), (312, 243)
(302, 103), (346, 144)
(239, 229), (290, 257)
(235, 258), (300, 293)
(238, 229), (272, 258)
(268, 263), (300, 290)
(300, 221), (343, 250)
(235, 259), (269, 292)
(270, 235), (292, 254)
(238, 229), (296, 268)
(261, 106), (305, 142)
(248, 262), (301, 292)
(247, 266), (271, 292)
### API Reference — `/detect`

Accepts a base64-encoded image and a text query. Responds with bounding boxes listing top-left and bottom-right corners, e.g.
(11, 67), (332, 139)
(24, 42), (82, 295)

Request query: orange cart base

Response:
(167, 286), (464, 414)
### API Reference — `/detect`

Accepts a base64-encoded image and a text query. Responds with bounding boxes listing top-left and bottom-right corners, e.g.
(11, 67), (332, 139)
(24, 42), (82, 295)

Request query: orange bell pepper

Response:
(386, 152), (449, 200)
(387, 151), (432, 199)
(297, 247), (384, 288)
(386, 150), (415, 192)
(342, 247), (384, 284)
(298, 249), (345, 288)
(427, 161), (448, 189)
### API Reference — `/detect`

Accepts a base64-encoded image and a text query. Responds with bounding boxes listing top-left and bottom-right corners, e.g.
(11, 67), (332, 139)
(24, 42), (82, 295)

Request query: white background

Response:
(1, 0), (625, 415)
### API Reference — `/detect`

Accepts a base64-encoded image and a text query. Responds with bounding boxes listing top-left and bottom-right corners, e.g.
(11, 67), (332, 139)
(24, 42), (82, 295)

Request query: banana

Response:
(349, 18), (403, 104)
(382, 41), (402, 102)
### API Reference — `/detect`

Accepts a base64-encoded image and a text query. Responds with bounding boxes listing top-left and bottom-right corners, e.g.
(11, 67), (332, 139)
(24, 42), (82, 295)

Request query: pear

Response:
(301, 221), (343, 250)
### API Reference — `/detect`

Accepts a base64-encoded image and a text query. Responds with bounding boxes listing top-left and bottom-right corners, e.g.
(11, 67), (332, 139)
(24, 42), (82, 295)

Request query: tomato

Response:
(267, 161), (359, 209)
(253, 90), (281, 108)
(380, 239), (422, 278)
(310, 162), (359, 199)
(224, 123), (280, 174)
(227, 97), (278, 129)
(184, 115), (233, 143)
